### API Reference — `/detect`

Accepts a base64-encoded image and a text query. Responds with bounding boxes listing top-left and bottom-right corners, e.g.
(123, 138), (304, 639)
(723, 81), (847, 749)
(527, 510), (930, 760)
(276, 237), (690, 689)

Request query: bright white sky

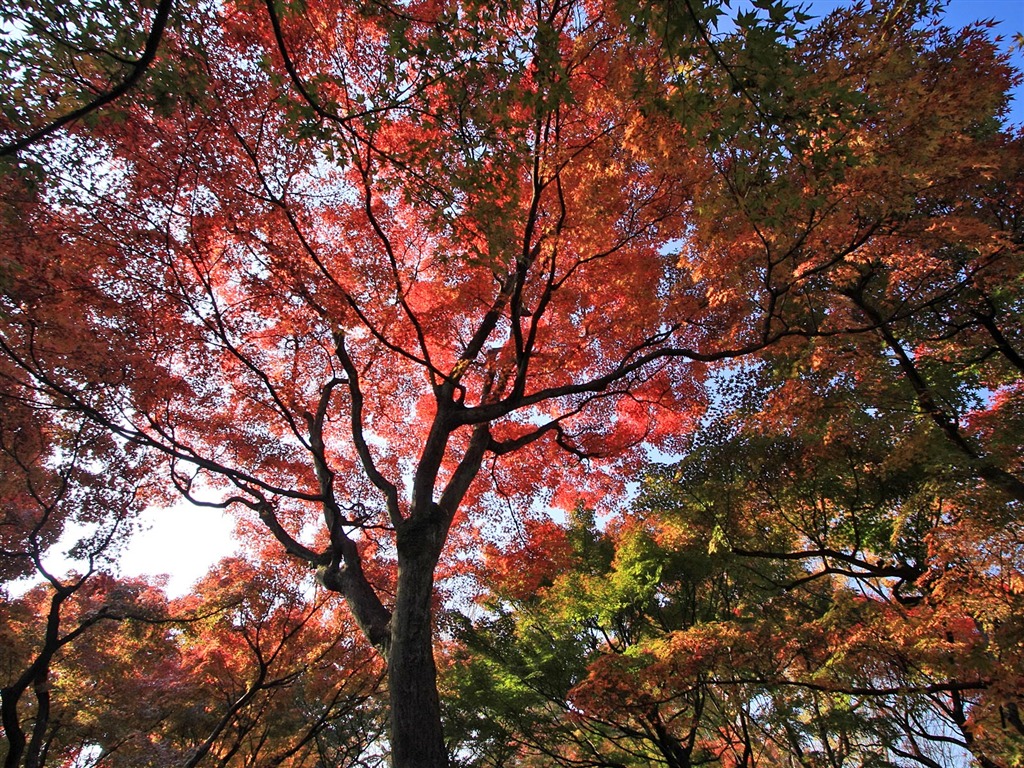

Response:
(113, 0), (1024, 600)
(117, 503), (237, 597)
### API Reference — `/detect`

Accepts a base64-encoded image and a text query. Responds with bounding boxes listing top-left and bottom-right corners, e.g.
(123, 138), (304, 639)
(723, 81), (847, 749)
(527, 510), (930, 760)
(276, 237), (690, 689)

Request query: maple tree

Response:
(452, 75), (1024, 762)
(455, 475), (1021, 766)
(3, 575), (174, 768)
(1, 0), (1022, 766)
(169, 558), (384, 768)
(443, 388), (1021, 764)
(50, 553), (386, 767)
(0, 312), (159, 767)
(0, 0), (176, 159)
(3, 553), (387, 767)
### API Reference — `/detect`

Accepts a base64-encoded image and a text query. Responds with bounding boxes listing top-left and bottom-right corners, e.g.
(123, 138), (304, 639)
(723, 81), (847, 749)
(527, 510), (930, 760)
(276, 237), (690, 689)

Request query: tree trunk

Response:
(1, 687), (27, 768)
(388, 542), (448, 768)
(24, 673), (50, 768)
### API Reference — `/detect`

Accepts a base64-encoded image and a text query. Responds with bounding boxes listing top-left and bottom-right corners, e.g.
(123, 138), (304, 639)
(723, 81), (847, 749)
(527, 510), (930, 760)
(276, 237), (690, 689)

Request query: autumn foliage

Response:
(1, 0), (1023, 765)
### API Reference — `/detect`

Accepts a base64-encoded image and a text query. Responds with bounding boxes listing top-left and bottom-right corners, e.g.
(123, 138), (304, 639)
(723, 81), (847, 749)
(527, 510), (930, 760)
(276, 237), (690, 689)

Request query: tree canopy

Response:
(1, 0), (1022, 766)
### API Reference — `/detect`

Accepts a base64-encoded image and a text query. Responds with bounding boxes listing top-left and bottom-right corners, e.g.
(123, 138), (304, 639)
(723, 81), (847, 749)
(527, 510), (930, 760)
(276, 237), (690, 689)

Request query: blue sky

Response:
(937, 0), (1023, 32)
(804, 0), (1023, 37)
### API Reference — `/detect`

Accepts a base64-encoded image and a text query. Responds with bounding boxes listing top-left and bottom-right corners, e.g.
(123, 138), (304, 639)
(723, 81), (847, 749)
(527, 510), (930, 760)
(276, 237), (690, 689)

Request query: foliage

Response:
(0, 0), (1022, 765)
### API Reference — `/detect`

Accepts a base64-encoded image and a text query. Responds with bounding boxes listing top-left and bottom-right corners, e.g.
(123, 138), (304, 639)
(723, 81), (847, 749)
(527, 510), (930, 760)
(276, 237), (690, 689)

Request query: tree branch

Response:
(0, 0), (175, 158)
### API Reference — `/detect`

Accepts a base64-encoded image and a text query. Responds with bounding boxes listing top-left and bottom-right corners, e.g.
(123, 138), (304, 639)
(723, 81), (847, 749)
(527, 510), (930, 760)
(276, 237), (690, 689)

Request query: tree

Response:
(0, 393), (156, 767)
(0, 0), (1020, 766)
(445, 5), (1024, 765)
(0, 0), (174, 158)
(44, 552), (387, 768)
(163, 552), (387, 768)
(450, 359), (1023, 767)
(3, 554), (387, 768)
